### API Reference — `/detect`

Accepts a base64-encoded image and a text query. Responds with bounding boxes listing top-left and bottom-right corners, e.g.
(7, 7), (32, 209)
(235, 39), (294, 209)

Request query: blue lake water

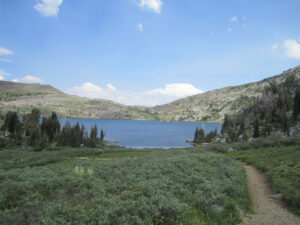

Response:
(59, 118), (222, 149)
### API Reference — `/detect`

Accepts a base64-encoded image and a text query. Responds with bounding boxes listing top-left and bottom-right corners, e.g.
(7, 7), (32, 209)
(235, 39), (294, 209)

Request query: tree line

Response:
(193, 127), (218, 144)
(194, 74), (300, 144)
(0, 108), (105, 148)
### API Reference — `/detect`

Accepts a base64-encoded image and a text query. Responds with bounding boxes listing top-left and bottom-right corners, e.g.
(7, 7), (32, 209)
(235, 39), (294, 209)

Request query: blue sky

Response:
(0, 0), (300, 106)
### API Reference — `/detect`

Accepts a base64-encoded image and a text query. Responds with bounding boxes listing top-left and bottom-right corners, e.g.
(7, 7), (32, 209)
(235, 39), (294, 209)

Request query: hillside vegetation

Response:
(150, 65), (300, 122)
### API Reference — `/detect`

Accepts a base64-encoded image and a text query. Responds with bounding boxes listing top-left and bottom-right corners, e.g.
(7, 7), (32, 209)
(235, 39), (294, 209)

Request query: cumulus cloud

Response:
(139, 0), (163, 14)
(0, 75), (4, 81)
(137, 23), (143, 32)
(230, 16), (238, 22)
(67, 82), (203, 106)
(146, 83), (203, 98)
(22, 75), (43, 83)
(0, 47), (14, 56)
(271, 44), (278, 51)
(68, 82), (103, 98)
(0, 69), (10, 77)
(12, 78), (19, 83)
(284, 39), (300, 59)
(34, 0), (63, 17)
(107, 83), (116, 91)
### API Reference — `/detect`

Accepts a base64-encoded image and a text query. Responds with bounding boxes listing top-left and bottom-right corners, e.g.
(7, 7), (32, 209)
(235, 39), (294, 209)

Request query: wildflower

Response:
(87, 168), (93, 176)
(74, 166), (85, 176)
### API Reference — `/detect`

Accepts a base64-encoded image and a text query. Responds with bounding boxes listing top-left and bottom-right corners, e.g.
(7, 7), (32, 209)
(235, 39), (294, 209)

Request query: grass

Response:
(203, 136), (300, 153)
(227, 145), (300, 215)
(0, 145), (154, 170)
(0, 145), (251, 225)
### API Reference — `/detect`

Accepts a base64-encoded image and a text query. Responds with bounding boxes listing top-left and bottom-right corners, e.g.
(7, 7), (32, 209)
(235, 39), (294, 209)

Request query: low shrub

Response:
(0, 149), (251, 225)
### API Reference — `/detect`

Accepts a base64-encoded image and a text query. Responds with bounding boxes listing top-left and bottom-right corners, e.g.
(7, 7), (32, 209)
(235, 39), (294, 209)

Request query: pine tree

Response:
(24, 108), (40, 136)
(88, 125), (98, 147)
(100, 129), (105, 142)
(205, 130), (216, 143)
(80, 124), (85, 144)
(6, 112), (19, 137)
(49, 112), (60, 141)
(197, 128), (205, 143)
(239, 120), (246, 135)
(193, 127), (199, 142)
(281, 113), (289, 135)
(253, 119), (260, 138)
(15, 122), (24, 145)
(214, 128), (218, 136)
(221, 115), (229, 134)
(293, 87), (300, 119)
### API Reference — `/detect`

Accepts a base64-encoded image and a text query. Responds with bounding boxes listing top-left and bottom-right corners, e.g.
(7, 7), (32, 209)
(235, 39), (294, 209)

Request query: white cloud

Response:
(242, 16), (247, 20)
(107, 83), (116, 91)
(0, 58), (12, 63)
(0, 75), (4, 81)
(146, 83), (203, 98)
(34, 0), (63, 17)
(227, 27), (232, 32)
(139, 0), (163, 14)
(230, 16), (238, 22)
(12, 78), (19, 83)
(271, 44), (278, 51)
(67, 82), (203, 106)
(284, 39), (300, 59)
(0, 47), (14, 56)
(21, 75), (43, 83)
(68, 82), (110, 99)
(0, 69), (10, 76)
(137, 23), (143, 32)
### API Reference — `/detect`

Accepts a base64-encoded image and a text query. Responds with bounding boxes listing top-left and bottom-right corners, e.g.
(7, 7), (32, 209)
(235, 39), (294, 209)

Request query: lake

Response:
(59, 118), (222, 149)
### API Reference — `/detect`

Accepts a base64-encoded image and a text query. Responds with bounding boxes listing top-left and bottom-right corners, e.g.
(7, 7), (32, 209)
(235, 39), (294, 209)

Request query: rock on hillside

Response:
(149, 65), (300, 122)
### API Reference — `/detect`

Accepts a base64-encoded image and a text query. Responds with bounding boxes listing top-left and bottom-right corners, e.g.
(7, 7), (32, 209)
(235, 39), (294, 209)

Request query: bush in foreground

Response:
(0, 149), (250, 225)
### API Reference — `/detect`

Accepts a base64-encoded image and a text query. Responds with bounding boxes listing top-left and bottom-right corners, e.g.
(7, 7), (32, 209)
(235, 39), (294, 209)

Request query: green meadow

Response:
(0, 146), (250, 225)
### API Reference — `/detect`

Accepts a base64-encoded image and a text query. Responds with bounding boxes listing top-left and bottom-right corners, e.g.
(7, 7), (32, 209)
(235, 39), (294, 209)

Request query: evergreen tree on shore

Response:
(0, 108), (104, 148)
(100, 129), (105, 142)
(88, 125), (98, 147)
(1, 111), (19, 137)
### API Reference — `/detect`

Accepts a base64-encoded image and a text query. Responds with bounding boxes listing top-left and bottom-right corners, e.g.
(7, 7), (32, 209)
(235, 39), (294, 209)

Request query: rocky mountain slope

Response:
(0, 81), (156, 120)
(1, 65), (299, 122)
(149, 65), (300, 122)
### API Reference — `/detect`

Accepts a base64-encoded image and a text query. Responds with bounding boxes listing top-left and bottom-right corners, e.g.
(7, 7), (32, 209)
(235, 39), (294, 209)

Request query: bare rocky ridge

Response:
(1, 65), (299, 121)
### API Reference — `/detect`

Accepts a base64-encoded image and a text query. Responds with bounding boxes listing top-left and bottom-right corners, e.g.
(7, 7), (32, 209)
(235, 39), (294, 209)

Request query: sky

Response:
(0, 0), (300, 106)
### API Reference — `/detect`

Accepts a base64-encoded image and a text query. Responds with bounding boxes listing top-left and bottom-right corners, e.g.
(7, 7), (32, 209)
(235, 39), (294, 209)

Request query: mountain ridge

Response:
(1, 65), (299, 122)
(149, 65), (300, 122)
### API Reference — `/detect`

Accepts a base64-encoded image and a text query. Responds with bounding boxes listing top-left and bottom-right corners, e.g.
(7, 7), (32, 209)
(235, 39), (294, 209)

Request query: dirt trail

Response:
(241, 164), (300, 225)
